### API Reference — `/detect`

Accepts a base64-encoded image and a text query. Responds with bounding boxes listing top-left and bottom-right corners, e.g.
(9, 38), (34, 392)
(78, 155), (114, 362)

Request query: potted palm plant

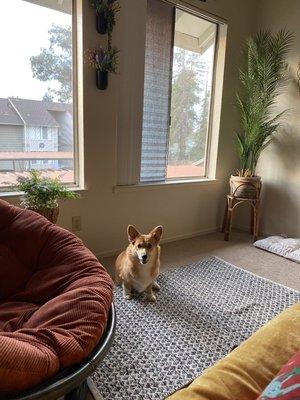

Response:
(17, 170), (78, 223)
(232, 29), (293, 198)
(90, 0), (120, 35)
(86, 46), (118, 90)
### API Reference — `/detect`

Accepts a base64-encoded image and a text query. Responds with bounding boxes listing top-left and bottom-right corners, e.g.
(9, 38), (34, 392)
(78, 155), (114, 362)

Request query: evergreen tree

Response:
(169, 46), (212, 165)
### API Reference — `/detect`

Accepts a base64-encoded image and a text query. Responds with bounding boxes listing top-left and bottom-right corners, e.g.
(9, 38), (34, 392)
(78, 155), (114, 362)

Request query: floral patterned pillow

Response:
(258, 352), (300, 399)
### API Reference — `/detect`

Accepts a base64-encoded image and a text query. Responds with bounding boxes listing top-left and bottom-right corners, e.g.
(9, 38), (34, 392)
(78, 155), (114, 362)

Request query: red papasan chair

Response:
(0, 199), (113, 397)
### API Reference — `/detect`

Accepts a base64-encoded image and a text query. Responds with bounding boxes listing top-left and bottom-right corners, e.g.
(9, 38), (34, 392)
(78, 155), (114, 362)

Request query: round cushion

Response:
(0, 200), (113, 392)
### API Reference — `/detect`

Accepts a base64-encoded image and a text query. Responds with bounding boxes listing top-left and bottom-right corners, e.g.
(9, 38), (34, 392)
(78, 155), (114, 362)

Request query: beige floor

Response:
(86, 230), (300, 399)
(101, 230), (300, 291)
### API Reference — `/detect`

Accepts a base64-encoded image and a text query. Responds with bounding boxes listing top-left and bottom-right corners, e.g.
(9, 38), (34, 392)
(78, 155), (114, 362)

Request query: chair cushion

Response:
(257, 351), (300, 399)
(0, 200), (113, 392)
(0, 243), (32, 301)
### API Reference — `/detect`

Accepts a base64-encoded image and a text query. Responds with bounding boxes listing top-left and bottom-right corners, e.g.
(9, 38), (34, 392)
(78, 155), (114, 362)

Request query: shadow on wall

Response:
(257, 125), (300, 237)
(260, 181), (299, 237)
(232, 127), (300, 237)
(271, 126), (300, 174)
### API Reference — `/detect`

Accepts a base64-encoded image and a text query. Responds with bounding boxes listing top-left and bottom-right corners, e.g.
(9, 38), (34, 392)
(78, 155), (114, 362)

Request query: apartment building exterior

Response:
(0, 97), (73, 172)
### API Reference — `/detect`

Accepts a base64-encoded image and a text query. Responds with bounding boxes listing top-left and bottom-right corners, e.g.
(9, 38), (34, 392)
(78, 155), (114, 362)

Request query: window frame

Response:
(116, 0), (228, 189)
(71, 0), (84, 190)
(0, 0), (84, 194)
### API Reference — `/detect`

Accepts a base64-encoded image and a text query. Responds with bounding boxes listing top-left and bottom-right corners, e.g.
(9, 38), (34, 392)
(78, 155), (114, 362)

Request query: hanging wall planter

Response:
(90, 0), (120, 35)
(86, 47), (118, 91)
(88, 0), (120, 90)
(96, 12), (108, 34)
(96, 70), (109, 90)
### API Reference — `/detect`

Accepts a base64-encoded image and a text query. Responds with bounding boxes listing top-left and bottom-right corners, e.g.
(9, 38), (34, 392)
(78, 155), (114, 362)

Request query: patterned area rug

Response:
(91, 257), (300, 400)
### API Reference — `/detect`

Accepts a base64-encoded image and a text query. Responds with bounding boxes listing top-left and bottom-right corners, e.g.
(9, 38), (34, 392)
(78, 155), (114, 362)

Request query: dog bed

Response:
(0, 199), (113, 393)
(254, 236), (300, 263)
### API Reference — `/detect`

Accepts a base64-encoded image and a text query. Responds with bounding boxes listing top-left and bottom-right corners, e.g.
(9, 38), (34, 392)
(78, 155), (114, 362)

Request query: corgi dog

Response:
(115, 225), (163, 302)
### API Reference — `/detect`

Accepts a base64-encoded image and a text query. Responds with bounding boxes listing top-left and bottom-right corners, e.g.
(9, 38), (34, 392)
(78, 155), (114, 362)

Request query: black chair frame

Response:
(2, 303), (116, 400)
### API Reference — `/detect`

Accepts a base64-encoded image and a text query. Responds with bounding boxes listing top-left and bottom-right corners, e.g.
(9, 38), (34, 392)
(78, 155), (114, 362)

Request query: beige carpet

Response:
(100, 230), (300, 291)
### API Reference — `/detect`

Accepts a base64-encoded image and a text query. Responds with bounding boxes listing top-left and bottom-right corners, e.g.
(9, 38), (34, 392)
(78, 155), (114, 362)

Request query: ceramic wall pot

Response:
(96, 13), (108, 34)
(96, 70), (108, 90)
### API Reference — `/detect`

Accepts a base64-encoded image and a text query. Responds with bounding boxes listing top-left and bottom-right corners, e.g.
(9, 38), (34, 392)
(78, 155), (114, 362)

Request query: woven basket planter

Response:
(29, 207), (59, 224)
(230, 175), (261, 199)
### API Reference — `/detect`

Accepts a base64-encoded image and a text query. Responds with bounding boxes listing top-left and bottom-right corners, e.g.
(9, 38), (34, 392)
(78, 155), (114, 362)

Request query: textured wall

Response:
(238, 0), (300, 237)
(5, 0), (260, 257)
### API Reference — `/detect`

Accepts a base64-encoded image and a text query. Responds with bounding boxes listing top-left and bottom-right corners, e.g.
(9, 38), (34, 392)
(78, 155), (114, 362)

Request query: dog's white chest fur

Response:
(132, 261), (156, 293)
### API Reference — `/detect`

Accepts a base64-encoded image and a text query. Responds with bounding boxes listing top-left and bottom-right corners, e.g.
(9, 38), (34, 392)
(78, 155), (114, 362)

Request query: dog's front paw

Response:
(147, 293), (157, 303)
(152, 281), (160, 291)
(123, 292), (133, 300)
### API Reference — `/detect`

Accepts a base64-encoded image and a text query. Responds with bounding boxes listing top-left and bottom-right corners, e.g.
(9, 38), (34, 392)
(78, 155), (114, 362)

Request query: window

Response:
(168, 11), (216, 179)
(139, 0), (223, 184)
(0, 0), (77, 190)
(42, 127), (48, 140)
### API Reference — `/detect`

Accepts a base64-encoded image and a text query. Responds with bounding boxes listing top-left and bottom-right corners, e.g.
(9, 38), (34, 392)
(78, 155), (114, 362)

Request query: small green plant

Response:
(16, 170), (78, 210)
(86, 46), (118, 73)
(90, 0), (120, 34)
(235, 29), (293, 177)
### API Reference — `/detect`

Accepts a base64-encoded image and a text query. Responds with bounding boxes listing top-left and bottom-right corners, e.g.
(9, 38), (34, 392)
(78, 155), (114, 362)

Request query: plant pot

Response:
(96, 70), (108, 90)
(29, 207), (59, 224)
(96, 13), (108, 34)
(230, 175), (261, 199)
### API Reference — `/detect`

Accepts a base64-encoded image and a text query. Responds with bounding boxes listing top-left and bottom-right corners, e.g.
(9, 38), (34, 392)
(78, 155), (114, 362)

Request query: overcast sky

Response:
(0, 0), (71, 101)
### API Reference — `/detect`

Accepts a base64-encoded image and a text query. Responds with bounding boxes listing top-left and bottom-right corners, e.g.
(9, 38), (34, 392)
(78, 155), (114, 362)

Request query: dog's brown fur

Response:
(115, 225), (163, 302)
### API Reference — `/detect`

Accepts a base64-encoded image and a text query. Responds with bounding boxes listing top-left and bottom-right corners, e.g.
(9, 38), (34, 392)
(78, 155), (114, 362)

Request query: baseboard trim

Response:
(96, 226), (218, 259)
(233, 223), (269, 238)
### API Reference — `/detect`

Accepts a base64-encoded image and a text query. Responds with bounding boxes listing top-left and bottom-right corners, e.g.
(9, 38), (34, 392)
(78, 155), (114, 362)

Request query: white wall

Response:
(237, 0), (300, 237)
(258, 0), (300, 237)
(6, 0), (260, 257)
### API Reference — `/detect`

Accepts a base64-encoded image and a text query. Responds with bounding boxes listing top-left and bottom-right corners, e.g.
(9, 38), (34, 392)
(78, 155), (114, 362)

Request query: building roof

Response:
(46, 101), (73, 114)
(0, 98), (72, 127)
(167, 164), (204, 178)
(9, 98), (59, 127)
(0, 98), (23, 125)
(0, 169), (74, 187)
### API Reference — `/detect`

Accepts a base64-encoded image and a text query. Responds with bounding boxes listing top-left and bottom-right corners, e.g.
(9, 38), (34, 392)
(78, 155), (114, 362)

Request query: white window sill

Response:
(113, 178), (219, 193)
(0, 186), (87, 198)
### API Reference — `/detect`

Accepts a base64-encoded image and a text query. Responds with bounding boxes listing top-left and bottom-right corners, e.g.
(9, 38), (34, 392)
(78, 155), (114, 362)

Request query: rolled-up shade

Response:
(140, 0), (174, 183)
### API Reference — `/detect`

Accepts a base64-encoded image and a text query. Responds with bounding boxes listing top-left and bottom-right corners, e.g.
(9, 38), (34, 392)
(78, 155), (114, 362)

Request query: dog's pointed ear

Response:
(150, 225), (163, 243)
(127, 225), (140, 243)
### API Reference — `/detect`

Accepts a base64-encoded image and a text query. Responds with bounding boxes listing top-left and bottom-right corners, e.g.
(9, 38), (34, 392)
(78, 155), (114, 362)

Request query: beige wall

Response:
(238, 0), (300, 237)
(6, 0), (259, 258)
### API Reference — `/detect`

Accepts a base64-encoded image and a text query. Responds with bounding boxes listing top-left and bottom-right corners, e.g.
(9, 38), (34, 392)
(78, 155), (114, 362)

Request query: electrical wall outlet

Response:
(72, 216), (82, 232)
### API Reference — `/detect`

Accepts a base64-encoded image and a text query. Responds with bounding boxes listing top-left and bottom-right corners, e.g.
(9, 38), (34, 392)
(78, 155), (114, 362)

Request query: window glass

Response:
(0, 0), (74, 189)
(167, 10), (216, 179)
(42, 127), (48, 140)
(140, 2), (217, 183)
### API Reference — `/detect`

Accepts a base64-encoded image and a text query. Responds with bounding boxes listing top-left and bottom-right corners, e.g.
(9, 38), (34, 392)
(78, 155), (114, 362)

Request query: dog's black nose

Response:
(142, 255), (147, 262)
